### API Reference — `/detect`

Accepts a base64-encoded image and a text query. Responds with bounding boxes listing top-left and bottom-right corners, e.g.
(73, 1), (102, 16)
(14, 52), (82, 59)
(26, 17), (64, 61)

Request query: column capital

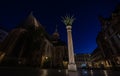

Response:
(66, 26), (72, 30)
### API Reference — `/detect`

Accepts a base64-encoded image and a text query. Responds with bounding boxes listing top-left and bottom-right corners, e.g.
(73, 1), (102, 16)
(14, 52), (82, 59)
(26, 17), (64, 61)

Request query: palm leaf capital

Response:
(62, 15), (75, 26)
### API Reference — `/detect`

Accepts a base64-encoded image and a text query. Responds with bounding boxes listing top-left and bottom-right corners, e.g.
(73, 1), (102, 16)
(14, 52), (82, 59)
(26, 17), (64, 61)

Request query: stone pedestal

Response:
(68, 63), (77, 71)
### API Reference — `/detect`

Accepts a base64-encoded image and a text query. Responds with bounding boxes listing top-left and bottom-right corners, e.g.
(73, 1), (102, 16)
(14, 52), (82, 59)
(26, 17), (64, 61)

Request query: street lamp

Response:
(45, 56), (48, 60)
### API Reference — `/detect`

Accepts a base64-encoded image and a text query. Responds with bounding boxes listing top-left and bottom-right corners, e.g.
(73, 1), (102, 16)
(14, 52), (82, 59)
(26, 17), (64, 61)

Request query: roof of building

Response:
(17, 12), (52, 41)
(18, 12), (44, 30)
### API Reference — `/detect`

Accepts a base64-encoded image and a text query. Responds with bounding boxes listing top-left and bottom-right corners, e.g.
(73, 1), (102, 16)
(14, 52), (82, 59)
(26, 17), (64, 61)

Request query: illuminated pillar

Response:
(66, 25), (77, 71)
(62, 15), (77, 71)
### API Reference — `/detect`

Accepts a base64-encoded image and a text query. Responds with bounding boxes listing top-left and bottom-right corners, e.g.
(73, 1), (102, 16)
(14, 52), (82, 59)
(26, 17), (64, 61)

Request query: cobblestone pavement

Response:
(0, 67), (120, 76)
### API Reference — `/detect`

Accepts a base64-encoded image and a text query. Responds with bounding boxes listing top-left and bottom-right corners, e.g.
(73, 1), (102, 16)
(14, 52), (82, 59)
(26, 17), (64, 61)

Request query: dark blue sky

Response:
(0, 0), (119, 54)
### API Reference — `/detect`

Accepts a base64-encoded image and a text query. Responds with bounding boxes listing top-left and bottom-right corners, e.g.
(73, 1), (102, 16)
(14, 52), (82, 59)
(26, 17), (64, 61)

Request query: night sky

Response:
(0, 0), (119, 54)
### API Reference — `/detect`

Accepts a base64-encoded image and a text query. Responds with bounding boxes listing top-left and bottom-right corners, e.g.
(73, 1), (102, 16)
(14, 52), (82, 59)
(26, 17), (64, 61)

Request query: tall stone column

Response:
(62, 15), (77, 71)
(66, 26), (77, 71)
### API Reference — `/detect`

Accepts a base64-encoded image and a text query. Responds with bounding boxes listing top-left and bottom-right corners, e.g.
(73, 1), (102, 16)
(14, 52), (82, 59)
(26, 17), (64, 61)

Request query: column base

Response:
(68, 63), (77, 71)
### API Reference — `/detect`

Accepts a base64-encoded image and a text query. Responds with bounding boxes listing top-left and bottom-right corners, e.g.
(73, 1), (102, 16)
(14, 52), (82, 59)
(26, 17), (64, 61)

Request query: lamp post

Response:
(62, 15), (77, 71)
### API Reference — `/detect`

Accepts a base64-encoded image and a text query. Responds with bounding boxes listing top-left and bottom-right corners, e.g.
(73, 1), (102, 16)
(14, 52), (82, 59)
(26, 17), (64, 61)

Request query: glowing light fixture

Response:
(45, 57), (48, 60)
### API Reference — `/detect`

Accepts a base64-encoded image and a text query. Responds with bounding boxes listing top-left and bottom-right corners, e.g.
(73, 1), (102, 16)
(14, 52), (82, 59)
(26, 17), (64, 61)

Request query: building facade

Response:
(75, 54), (91, 68)
(0, 13), (68, 68)
(91, 48), (105, 68)
(0, 28), (8, 63)
(52, 28), (68, 68)
(91, 4), (120, 68)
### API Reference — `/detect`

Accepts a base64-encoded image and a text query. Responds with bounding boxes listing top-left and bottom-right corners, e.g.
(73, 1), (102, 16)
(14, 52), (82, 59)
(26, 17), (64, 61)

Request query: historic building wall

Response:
(0, 13), (68, 68)
(91, 4), (120, 69)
